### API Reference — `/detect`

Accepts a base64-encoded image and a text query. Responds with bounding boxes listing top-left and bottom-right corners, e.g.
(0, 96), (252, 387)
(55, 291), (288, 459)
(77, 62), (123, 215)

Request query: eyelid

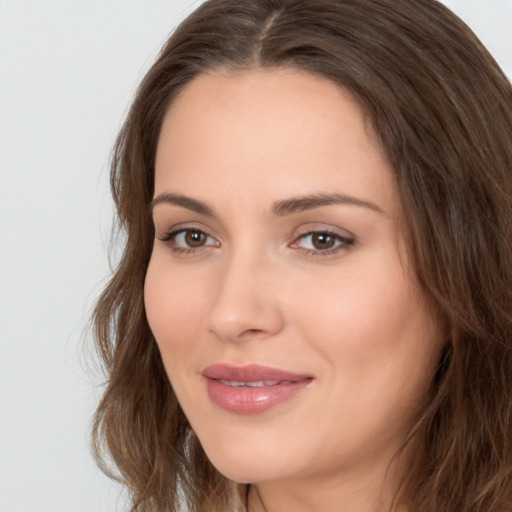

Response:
(158, 227), (216, 243)
(290, 223), (355, 243)
(155, 220), (216, 240)
(155, 222), (354, 257)
(289, 228), (355, 256)
(157, 224), (220, 253)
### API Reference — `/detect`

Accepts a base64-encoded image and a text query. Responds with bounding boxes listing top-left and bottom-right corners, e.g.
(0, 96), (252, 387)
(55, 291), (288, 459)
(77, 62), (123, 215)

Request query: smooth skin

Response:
(145, 68), (443, 512)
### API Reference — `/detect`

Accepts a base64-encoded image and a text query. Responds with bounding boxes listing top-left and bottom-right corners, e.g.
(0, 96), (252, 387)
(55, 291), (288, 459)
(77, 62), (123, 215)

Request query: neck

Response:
(247, 463), (405, 512)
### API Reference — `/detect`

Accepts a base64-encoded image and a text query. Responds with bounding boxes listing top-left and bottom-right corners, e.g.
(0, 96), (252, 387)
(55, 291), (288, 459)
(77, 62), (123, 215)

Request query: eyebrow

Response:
(150, 193), (214, 216)
(272, 192), (384, 216)
(150, 191), (384, 217)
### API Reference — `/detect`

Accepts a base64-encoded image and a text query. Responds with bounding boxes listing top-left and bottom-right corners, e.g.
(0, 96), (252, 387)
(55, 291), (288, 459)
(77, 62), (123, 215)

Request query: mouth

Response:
(201, 364), (313, 414)
(218, 379), (297, 387)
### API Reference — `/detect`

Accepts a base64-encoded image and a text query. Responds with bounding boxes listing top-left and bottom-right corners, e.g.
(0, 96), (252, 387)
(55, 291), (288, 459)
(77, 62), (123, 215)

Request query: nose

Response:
(206, 249), (285, 343)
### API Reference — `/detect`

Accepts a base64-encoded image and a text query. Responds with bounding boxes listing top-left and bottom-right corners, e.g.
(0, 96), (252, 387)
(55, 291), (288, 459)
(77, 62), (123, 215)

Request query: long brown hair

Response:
(92, 1), (512, 510)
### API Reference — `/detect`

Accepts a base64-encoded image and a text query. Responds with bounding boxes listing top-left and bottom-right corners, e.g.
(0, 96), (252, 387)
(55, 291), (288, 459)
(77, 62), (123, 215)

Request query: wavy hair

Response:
(92, 1), (512, 510)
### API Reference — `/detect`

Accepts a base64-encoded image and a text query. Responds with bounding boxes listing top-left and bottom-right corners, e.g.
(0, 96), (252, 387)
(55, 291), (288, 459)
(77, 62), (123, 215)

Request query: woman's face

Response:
(145, 68), (442, 489)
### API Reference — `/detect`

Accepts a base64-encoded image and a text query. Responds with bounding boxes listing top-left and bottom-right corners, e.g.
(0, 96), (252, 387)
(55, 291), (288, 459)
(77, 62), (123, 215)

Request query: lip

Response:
(201, 364), (313, 414)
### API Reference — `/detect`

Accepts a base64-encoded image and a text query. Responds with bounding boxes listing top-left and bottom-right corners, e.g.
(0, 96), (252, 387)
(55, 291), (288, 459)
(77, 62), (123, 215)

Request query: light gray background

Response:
(0, 1), (510, 511)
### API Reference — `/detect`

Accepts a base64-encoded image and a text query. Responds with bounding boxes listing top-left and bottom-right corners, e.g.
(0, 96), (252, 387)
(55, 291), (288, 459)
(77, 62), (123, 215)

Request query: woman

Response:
(92, 0), (512, 511)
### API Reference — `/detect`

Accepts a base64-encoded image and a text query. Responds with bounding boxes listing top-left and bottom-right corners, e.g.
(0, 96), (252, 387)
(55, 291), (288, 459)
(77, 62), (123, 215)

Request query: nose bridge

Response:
(207, 243), (284, 342)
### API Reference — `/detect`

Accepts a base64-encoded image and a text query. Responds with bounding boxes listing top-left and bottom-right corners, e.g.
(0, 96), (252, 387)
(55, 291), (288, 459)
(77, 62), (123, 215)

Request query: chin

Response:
(196, 433), (296, 484)
(209, 458), (285, 485)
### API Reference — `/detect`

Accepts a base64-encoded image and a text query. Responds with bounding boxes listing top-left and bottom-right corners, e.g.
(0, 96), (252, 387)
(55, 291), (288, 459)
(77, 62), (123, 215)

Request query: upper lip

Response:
(201, 363), (313, 382)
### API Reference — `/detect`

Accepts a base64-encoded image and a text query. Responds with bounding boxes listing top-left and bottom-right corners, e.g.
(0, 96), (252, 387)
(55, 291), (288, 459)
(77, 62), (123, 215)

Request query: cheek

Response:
(293, 263), (440, 454)
(144, 257), (207, 365)
(294, 255), (438, 389)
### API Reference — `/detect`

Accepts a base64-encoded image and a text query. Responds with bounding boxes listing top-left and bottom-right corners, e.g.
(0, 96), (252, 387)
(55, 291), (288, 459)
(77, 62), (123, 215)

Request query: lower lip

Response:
(205, 378), (311, 414)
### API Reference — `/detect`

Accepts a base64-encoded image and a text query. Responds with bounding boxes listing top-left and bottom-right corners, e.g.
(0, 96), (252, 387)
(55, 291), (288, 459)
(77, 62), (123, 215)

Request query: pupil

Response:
(185, 231), (205, 247)
(312, 233), (334, 250)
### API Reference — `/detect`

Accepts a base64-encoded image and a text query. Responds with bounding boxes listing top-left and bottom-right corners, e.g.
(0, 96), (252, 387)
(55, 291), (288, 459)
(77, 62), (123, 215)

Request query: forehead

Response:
(154, 68), (396, 216)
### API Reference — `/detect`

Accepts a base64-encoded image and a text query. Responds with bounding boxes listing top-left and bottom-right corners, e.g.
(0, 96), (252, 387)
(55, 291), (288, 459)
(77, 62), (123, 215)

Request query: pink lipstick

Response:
(202, 364), (313, 414)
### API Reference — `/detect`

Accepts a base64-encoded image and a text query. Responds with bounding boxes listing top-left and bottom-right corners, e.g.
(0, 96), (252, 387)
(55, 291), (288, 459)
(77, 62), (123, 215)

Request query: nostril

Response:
(235, 328), (268, 341)
(206, 274), (285, 342)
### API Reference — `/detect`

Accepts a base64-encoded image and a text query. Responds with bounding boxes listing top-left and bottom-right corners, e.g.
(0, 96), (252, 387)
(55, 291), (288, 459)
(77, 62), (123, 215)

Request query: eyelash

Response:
(292, 230), (355, 256)
(158, 228), (218, 255)
(158, 228), (355, 257)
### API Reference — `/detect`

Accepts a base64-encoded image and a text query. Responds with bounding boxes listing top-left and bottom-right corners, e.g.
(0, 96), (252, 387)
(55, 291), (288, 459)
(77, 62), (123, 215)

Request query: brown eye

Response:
(311, 233), (336, 250)
(160, 228), (219, 252)
(185, 230), (207, 247)
(292, 230), (355, 256)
